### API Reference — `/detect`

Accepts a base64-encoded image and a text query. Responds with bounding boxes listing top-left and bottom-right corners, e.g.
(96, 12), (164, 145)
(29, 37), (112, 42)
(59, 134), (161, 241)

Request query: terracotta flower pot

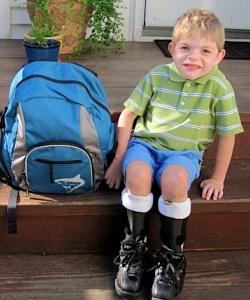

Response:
(26, 0), (92, 54)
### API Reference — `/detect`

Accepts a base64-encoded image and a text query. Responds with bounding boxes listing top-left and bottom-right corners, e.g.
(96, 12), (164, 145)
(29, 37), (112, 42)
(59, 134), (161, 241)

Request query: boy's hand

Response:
(200, 178), (224, 200)
(104, 159), (122, 189)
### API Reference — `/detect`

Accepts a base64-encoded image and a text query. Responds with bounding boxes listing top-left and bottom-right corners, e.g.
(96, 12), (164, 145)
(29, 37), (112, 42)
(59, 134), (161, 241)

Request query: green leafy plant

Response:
(28, 0), (59, 45)
(84, 0), (124, 53)
(21, 0), (124, 53)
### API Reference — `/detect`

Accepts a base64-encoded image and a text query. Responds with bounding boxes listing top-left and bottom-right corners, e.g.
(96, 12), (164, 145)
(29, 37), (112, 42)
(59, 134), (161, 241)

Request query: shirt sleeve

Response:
(215, 82), (244, 136)
(124, 73), (153, 116)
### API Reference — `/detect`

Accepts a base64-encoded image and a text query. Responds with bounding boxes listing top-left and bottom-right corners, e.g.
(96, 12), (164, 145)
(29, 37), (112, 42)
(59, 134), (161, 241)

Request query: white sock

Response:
(121, 188), (154, 213)
(158, 195), (191, 219)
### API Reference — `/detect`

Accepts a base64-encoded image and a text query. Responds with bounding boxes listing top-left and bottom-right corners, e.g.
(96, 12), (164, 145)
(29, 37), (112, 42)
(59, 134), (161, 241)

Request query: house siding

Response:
(2, 0), (132, 40)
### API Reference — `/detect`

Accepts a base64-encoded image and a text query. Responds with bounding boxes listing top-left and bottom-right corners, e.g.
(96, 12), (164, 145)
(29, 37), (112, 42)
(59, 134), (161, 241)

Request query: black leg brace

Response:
(127, 209), (148, 238)
(160, 215), (188, 252)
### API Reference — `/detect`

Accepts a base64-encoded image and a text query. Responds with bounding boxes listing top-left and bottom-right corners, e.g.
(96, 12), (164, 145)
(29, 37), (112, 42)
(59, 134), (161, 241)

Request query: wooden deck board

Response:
(0, 250), (249, 300)
(0, 39), (250, 114)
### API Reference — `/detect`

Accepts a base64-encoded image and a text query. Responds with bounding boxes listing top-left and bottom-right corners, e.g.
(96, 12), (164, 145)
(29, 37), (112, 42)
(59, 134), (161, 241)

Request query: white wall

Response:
(119, 0), (135, 41)
(0, 0), (11, 38)
(0, 0), (30, 38)
(1, 0), (133, 40)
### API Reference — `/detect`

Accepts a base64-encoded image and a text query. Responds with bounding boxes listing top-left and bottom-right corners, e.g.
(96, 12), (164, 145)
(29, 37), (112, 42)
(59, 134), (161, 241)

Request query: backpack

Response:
(0, 61), (116, 232)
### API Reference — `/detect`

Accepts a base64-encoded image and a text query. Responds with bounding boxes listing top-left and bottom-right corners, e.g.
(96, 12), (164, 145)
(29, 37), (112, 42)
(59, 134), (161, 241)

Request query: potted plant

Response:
(25, 0), (124, 55)
(83, 0), (124, 54)
(23, 0), (63, 62)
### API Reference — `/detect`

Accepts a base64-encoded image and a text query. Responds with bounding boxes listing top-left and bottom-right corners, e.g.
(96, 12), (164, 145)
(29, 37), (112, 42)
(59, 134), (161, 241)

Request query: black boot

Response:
(151, 216), (188, 300)
(114, 210), (148, 297)
(151, 247), (186, 300)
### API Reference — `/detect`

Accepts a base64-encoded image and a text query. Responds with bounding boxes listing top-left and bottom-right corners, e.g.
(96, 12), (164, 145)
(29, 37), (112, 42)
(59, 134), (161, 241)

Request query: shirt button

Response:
(181, 101), (185, 105)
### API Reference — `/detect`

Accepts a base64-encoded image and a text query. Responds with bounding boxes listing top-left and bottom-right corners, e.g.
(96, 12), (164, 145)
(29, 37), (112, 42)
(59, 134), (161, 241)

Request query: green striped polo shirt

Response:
(124, 62), (244, 151)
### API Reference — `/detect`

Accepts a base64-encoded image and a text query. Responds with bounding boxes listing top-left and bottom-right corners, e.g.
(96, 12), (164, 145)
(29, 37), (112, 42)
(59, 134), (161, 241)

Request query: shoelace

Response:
(113, 240), (146, 276)
(149, 249), (181, 293)
(158, 262), (176, 285)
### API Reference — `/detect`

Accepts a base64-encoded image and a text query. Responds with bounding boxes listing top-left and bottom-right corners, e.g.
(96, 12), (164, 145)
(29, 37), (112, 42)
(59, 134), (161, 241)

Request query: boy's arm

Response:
(200, 135), (235, 200)
(105, 108), (138, 189)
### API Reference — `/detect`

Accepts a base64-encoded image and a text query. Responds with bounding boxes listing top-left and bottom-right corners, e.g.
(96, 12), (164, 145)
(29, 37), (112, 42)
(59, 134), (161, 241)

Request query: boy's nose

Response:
(187, 49), (199, 61)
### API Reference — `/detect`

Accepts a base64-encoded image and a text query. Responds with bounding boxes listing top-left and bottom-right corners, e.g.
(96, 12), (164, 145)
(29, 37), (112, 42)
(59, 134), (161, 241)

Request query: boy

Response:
(105, 8), (244, 300)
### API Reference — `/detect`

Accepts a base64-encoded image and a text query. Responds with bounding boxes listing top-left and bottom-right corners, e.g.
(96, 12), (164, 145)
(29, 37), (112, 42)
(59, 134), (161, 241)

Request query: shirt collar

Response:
(168, 62), (218, 85)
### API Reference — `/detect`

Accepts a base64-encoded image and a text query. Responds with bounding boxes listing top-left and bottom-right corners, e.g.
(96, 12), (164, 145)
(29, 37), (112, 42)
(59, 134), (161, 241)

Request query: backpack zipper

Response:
(16, 75), (110, 114)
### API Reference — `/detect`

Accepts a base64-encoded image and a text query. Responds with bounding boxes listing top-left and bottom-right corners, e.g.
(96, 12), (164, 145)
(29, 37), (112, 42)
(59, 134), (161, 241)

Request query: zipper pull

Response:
(22, 174), (30, 198)
(25, 186), (30, 198)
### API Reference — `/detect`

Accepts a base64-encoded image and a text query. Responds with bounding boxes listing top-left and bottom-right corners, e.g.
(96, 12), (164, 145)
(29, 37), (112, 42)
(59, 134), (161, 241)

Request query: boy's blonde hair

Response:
(172, 8), (225, 51)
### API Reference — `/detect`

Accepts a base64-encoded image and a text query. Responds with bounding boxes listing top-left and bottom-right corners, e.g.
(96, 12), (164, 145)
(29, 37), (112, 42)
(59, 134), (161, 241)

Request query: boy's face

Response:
(168, 35), (226, 80)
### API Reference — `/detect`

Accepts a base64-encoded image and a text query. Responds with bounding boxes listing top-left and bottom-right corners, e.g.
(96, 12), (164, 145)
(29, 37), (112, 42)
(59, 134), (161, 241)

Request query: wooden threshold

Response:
(143, 26), (250, 40)
(0, 250), (250, 300)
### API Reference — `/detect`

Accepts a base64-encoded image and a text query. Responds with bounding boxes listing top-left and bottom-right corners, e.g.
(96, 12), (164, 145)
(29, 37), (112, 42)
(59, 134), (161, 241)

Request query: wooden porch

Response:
(0, 39), (250, 299)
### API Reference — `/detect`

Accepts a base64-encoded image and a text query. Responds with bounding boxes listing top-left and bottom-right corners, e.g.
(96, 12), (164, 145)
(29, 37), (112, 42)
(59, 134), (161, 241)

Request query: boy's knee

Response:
(125, 161), (152, 195)
(160, 166), (189, 201)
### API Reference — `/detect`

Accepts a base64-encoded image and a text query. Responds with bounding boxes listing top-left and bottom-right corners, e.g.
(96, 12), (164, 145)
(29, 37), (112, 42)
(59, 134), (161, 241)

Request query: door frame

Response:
(133, 0), (250, 42)
(134, 0), (173, 41)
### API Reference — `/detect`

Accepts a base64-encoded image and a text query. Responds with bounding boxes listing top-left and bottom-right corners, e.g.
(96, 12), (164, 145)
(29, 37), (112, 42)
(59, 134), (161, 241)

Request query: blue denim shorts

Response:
(122, 139), (203, 188)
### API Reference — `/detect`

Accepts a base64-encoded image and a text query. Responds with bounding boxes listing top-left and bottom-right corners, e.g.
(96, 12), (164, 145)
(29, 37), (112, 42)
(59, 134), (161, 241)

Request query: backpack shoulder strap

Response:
(7, 188), (19, 234)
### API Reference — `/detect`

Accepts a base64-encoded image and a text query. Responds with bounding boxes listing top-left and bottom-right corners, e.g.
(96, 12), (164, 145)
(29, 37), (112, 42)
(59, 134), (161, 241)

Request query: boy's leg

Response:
(115, 188), (153, 297)
(152, 199), (189, 300)
(115, 158), (154, 297)
(152, 164), (193, 300)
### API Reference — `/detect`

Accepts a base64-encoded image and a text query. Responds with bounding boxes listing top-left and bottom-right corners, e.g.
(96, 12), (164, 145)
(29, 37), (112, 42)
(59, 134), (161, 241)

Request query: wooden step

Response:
(0, 251), (250, 300)
(0, 159), (249, 254)
(0, 40), (249, 254)
(204, 113), (250, 159)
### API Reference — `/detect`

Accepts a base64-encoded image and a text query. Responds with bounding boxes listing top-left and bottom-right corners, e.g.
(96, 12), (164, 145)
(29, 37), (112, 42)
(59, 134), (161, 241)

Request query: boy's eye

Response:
(203, 49), (211, 54)
(180, 46), (189, 50)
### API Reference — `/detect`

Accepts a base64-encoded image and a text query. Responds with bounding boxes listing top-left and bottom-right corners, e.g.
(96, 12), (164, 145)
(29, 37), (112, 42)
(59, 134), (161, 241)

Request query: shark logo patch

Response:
(54, 174), (85, 193)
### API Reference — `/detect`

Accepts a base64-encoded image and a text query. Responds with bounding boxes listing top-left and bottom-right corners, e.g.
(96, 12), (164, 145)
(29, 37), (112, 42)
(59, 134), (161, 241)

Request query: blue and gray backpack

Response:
(0, 61), (116, 196)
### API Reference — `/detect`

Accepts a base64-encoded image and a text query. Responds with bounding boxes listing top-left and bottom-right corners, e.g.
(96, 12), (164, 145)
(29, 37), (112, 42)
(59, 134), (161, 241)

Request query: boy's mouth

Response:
(183, 64), (201, 71)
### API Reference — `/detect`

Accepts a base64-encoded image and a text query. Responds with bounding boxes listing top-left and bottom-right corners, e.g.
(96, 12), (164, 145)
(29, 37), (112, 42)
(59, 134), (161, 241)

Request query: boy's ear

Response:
(168, 42), (175, 56)
(217, 49), (226, 63)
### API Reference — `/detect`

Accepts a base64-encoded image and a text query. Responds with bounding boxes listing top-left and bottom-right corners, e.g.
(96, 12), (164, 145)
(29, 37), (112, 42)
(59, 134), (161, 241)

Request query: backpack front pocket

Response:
(25, 144), (94, 194)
